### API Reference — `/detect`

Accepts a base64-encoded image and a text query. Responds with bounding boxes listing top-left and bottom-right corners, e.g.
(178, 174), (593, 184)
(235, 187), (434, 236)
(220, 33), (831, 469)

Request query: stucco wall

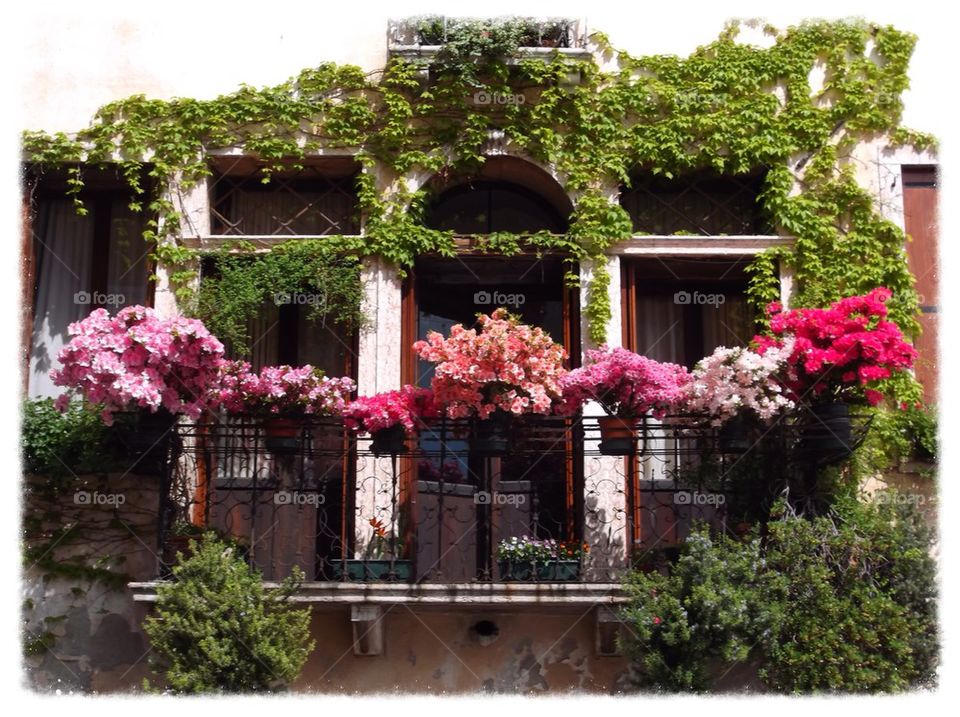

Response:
(288, 607), (630, 694)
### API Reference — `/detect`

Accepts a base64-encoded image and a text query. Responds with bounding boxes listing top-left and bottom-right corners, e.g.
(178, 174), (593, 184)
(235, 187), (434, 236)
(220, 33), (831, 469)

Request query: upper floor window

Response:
(425, 180), (569, 234)
(209, 157), (360, 236)
(620, 170), (770, 236)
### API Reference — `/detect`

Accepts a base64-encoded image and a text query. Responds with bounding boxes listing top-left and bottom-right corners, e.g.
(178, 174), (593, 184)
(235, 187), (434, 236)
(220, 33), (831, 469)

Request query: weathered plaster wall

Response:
(297, 607), (632, 694)
(22, 472), (160, 692)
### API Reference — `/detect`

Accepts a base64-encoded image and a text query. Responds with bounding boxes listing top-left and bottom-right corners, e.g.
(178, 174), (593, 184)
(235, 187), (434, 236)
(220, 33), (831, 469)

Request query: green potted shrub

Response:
(143, 533), (314, 693)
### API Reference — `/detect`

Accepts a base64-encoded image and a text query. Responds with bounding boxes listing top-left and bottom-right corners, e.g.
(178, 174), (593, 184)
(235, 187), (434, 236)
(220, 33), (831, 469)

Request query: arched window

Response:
(424, 180), (569, 233)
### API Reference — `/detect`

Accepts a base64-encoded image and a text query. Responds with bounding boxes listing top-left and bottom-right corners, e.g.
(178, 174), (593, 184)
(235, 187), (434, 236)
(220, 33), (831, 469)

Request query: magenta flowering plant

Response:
(217, 360), (355, 417)
(51, 306), (226, 424)
(343, 386), (441, 435)
(412, 308), (568, 420)
(558, 346), (690, 419)
(753, 288), (918, 406)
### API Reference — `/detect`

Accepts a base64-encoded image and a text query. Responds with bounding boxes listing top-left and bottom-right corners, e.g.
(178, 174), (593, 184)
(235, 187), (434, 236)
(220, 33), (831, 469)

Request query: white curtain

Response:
(29, 199), (93, 398)
(30, 198), (148, 399)
(702, 296), (752, 352)
(106, 203), (149, 304)
(634, 295), (685, 364)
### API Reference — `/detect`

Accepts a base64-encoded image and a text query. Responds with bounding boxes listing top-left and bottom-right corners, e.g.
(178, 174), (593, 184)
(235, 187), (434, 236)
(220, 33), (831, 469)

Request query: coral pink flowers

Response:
(413, 309), (568, 420)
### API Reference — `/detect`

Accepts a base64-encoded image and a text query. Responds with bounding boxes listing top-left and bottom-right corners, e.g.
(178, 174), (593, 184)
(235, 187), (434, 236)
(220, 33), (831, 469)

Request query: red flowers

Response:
(754, 288), (917, 406)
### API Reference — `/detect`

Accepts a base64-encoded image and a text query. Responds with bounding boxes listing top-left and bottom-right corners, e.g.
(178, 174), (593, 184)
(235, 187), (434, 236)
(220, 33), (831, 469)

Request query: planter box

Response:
(333, 559), (414, 582)
(498, 559), (581, 582)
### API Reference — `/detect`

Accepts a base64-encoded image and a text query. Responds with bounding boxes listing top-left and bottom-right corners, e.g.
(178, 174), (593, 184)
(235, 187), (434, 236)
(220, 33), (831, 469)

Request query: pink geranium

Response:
(754, 288), (917, 406)
(51, 306), (225, 423)
(218, 360), (355, 416)
(344, 386), (441, 435)
(558, 346), (690, 418)
(413, 309), (568, 420)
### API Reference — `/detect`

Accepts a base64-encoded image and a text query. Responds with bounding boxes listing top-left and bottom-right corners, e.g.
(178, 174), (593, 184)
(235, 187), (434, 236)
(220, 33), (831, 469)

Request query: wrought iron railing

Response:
(156, 411), (870, 583)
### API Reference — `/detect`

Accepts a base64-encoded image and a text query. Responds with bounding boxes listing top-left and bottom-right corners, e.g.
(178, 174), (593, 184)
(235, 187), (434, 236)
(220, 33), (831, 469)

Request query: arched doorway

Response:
(401, 158), (580, 582)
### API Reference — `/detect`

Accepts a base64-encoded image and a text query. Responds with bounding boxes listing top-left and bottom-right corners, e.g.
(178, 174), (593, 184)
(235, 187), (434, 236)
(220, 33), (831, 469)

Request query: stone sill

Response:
(130, 580), (628, 606)
(611, 235), (795, 256)
(388, 45), (593, 63)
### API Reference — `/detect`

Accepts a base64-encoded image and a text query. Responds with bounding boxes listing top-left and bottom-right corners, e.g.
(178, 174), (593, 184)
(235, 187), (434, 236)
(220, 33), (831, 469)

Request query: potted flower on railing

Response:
(343, 385), (440, 456)
(754, 288), (917, 459)
(497, 536), (588, 581)
(218, 361), (355, 454)
(51, 306), (225, 472)
(413, 308), (567, 455)
(683, 339), (796, 453)
(337, 517), (413, 582)
(558, 346), (690, 455)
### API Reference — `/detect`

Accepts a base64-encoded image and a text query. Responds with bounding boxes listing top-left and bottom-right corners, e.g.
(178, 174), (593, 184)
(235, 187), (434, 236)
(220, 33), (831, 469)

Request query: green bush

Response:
(620, 496), (938, 693)
(21, 397), (120, 478)
(143, 534), (315, 693)
(621, 530), (767, 691)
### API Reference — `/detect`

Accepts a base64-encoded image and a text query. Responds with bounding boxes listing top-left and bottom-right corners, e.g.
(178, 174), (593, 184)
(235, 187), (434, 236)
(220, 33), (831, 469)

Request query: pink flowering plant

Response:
(684, 340), (796, 426)
(217, 361), (355, 417)
(558, 346), (690, 419)
(412, 308), (567, 419)
(51, 306), (226, 424)
(343, 386), (441, 436)
(754, 288), (917, 406)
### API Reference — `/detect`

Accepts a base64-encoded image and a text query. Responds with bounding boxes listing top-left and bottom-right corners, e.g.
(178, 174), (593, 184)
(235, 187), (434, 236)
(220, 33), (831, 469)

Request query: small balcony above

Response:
(387, 16), (593, 64)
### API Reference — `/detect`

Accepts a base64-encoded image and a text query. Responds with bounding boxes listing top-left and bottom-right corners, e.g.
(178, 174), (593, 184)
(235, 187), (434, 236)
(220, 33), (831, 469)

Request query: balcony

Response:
(144, 412), (860, 591)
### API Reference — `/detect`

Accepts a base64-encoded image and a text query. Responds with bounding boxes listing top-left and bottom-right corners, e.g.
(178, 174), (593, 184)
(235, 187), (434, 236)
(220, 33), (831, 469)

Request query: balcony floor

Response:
(129, 580), (628, 606)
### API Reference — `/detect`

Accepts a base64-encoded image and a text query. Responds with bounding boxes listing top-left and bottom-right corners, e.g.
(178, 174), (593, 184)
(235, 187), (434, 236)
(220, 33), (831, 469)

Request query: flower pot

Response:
(333, 559), (414, 582)
(537, 560), (581, 581)
(498, 560), (535, 581)
(717, 414), (752, 454)
(798, 402), (853, 461)
(261, 417), (302, 455)
(597, 416), (638, 455)
(116, 408), (176, 475)
(471, 412), (512, 456)
(370, 424), (408, 456)
(498, 560), (581, 581)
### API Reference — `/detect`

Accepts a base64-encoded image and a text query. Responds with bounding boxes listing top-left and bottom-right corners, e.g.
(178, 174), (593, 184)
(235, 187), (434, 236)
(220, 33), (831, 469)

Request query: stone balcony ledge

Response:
(129, 580), (628, 606)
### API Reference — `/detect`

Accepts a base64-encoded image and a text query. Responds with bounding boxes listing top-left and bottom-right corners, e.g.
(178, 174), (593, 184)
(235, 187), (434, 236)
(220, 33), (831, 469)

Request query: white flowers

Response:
(685, 338), (795, 426)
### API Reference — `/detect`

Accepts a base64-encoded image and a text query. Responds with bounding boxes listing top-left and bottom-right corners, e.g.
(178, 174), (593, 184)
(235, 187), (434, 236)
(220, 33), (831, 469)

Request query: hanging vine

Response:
(21, 18), (935, 366)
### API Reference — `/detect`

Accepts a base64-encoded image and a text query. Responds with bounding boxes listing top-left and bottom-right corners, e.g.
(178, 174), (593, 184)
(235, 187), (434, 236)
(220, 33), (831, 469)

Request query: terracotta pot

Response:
(597, 416), (638, 455)
(370, 424), (409, 456)
(261, 417), (303, 455)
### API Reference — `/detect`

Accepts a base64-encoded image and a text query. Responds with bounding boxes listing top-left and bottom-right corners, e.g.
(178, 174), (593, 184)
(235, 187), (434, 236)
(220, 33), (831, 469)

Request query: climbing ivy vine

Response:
(22, 18), (935, 359)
